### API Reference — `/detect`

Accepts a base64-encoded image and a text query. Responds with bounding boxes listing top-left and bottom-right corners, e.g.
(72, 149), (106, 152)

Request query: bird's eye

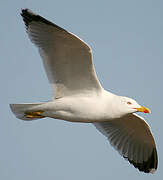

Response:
(127, 102), (132, 105)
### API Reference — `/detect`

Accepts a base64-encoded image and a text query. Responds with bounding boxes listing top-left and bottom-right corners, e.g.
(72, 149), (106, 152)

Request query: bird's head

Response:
(119, 96), (150, 115)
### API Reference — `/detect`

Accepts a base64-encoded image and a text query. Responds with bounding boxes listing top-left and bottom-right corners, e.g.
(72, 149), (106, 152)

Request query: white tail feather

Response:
(10, 103), (45, 120)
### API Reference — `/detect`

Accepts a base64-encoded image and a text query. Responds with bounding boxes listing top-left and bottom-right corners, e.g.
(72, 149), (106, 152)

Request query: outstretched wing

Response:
(93, 113), (158, 173)
(21, 9), (102, 99)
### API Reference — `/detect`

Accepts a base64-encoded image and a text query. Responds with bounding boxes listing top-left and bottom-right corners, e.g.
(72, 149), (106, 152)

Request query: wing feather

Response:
(21, 9), (102, 99)
(93, 113), (158, 173)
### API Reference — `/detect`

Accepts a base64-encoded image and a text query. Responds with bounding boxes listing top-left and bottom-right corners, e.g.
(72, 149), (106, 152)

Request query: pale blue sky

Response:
(1, 0), (163, 179)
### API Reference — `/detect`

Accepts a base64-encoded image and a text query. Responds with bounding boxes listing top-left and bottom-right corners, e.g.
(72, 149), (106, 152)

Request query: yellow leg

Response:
(25, 111), (44, 118)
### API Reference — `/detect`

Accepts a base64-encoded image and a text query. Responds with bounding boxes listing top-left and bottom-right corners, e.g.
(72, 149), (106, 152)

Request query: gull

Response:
(10, 9), (158, 173)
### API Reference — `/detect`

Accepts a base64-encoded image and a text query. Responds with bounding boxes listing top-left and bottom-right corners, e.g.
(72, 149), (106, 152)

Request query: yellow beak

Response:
(135, 106), (151, 113)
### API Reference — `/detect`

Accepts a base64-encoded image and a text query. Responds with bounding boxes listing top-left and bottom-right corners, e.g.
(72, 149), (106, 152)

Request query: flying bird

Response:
(10, 9), (158, 173)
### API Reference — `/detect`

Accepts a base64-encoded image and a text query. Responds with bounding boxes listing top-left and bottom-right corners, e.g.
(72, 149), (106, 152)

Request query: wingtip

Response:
(21, 8), (28, 13)
(128, 147), (158, 173)
(20, 8), (38, 30)
(21, 8), (28, 17)
(149, 168), (156, 174)
(20, 8), (68, 33)
(21, 8), (35, 16)
(20, 8), (36, 19)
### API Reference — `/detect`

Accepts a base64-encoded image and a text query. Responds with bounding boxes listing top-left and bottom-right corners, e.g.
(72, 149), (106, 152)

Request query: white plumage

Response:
(10, 9), (158, 173)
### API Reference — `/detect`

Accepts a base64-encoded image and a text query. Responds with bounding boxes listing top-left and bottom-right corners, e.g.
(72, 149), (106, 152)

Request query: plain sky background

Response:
(1, 0), (163, 179)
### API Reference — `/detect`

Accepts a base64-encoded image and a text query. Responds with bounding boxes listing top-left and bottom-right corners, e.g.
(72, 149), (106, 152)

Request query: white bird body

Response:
(10, 9), (158, 173)
(11, 90), (121, 122)
(39, 90), (126, 122)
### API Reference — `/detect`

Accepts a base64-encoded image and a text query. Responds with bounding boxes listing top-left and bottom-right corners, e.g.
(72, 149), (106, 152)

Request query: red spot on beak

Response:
(144, 109), (150, 113)
(134, 106), (151, 113)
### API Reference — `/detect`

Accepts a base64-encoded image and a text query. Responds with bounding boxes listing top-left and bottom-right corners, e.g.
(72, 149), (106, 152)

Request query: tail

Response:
(10, 103), (45, 121)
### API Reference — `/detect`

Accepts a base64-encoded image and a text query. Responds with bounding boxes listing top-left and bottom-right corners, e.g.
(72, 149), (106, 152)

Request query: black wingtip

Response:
(128, 148), (158, 173)
(20, 8), (67, 32)
(21, 9), (38, 18)
(21, 9), (39, 29)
